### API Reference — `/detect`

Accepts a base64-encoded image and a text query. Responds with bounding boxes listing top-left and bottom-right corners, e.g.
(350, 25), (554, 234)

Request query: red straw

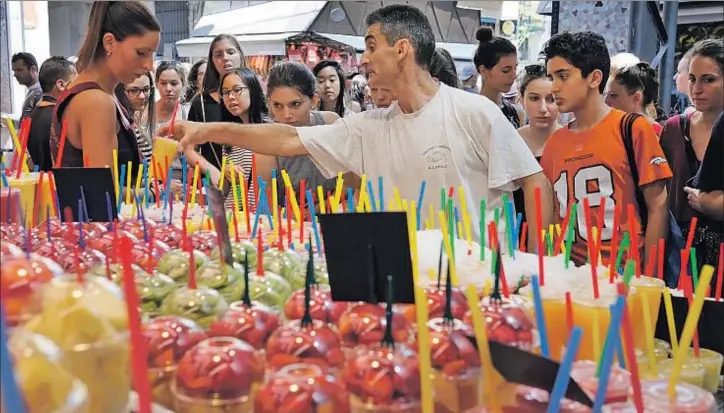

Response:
(286, 187), (292, 249)
(256, 226), (264, 276)
(627, 204), (640, 277)
(489, 221), (509, 298)
(583, 198), (600, 299)
(15, 118), (31, 178)
(616, 282), (645, 412)
(595, 196), (606, 259)
(299, 179), (306, 245)
(534, 187), (544, 286)
(609, 204), (621, 283)
(715, 243), (723, 301)
(48, 172), (59, 218)
(519, 222), (528, 252)
(32, 171), (45, 228)
(447, 186), (454, 199)
(55, 120), (68, 168)
(657, 238), (665, 280)
(197, 170), (204, 206)
(277, 206), (284, 250)
(167, 101), (180, 139)
(555, 202), (574, 255)
(118, 236), (153, 413)
(645, 244), (656, 277)
(565, 291), (573, 335)
(187, 237), (197, 289)
(679, 218), (699, 289)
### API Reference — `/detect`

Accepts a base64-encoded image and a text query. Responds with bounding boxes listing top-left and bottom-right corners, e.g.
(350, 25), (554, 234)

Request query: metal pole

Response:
(551, 1), (560, 35)
(659, 1), (679, 114)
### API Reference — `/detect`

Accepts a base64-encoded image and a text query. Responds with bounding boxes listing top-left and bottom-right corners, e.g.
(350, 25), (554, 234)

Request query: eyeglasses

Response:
(524, 64), (546, 77)
(125, 87), (152, 97)
(221, 86), (248, 98)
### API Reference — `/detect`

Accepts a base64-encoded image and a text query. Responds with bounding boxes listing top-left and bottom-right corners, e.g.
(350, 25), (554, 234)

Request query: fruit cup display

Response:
(143, 316), (208, 409)
(159, 285), (229, 328)
(210, 240), (257, 267)
(253, 271), (293, 304)
(117, 219), (156, 241)
(6, 330), (89, 413)
(55, 248), (106, 274)
(261, 248), (303, 280)
(422, 318), (481, 413)
(511, 385), (592, 413)
(337, 302), (415, 348)
(640, 379), (716, 412)
(130, 239), (172, 269)
(570, 360), (631, 404)
(287, 255), (330, 286)
(23, 275), (131, 413)
(284, 284), (350, 324)
(254, 363), (351, 413)
(29, 238), (70, 262)
(342, 344), (422, 413)
(0, 254), (63, 325)
(56, 223), (104, 244)
(209, 301), (281, 350)
(132, 271), (178, 316)
(153, 223), (184, 249)
(195, 261), (245, 303)
(265, 319), (346, 372)
(463, 296), (538, 351)
(156, 249), (209, 284)
(189, 230), (219, 256)
(172, 337), (264, 413)
(401, 286), (469, 324)
(85, 231), (136, 258)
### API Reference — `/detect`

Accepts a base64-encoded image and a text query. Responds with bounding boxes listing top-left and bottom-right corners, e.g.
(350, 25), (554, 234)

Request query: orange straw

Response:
(555, 201), (574, 255)
(565, 291), (573, 335)
(645, 244), (656, 277)
(54, 120), (68, 168)
(519, 222), (528, 252)
(48, 172), (59, 218)
(31, 171), (45, 227)
(14, 118), (31, 178)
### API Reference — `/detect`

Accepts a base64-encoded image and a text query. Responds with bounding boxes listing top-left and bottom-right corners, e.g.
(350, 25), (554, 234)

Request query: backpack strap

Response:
(619, 112), (648, 227)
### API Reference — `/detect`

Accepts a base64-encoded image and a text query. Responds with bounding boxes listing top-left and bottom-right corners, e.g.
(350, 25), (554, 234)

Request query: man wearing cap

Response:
(459, 64), (479, 94)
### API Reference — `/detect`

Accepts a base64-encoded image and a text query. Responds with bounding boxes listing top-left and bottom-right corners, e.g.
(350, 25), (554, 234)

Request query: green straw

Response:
(623, 259), (636, 287)
(690, 248), (699, 290)
(447, 198), (455, 257)
(480, 199), (486, 261)
(440, 188), (446, 213)
(614, 232), (630, 274)
(546, 232), (553, 256)
(502, 194), (510, 255)
(564, 204), (577, 268)
(494, 208), (500, 233)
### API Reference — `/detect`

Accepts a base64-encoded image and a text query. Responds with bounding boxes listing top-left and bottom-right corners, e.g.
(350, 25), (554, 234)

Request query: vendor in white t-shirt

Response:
(157, 4), (554, 249)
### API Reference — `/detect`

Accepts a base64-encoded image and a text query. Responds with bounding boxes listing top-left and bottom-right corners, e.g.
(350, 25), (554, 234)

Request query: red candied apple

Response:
(283, 284), (349, 324)
(0, 223), (24, 239)
(254, 363), (351, 413)
(130, 239), (171, 269)
(57, 223), (102, 244)
(0, 255), (62, 324)
(401, 286), (470, 323)
(37, 217), (65, 237)
(1, 241), (24, 259)
(56, 249), (106, 273)
(5, 228), (44, 248)
(417, 318), (480, 378)
(342, 344), (422, 407)
(117, 219), (156, 241)
(175, 337), (264, 400)
(337, 302), (414, 347)
(189, 230), (218, 255)
(85, 231), (139, 258)
(209, 301), (280, 350)
(152, 223), (183, 249)
(463, 296), (537, 351)
(143, 316), (207, 368)
(265, 319), (345, 372)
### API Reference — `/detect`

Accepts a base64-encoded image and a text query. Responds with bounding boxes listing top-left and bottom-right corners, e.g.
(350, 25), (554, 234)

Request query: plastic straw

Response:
(531, 275), (550, 358)
(640, 291), (658, 376)
(31, 171), (45, 227)
(565, 291), (573, 335)
(505, 200), (515, 257)
(14, 119), (30, 178)
(583, 198), (600, 299)
(117, 164), (126, 211)
(661, 288), (678, 353)
(437, 211), (459, 286)
(690, 248), (699, 290)
(593, 295), (626, 412)
(547, 326), (583, 413)
(618, 284), (644, 412)
(305, 189), (323, 257)
(716, 243), (723, 301)
(534, 187), (544, 285)
(377, 176), (384, 211)
(464, 285), (502, 412)
(668, 265), (714, 397)
(366, 180), (377, 213)
(564, 203), (578, 269)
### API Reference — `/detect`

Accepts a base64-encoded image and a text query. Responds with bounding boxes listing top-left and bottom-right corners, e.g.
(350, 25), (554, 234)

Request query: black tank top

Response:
(501, 100), (521, 129)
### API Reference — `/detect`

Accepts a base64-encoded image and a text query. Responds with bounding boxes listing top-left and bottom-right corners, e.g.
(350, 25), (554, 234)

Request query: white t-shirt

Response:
(296, 83), (541, 241)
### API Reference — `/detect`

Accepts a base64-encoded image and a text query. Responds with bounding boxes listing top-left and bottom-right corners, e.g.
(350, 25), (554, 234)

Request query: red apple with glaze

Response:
(254, 363), (351, 413)
(143, 316), (208, 368)
(415, 318), (480, 378)
(56, 223), (104, 244)
(0, 223), (25, 239)
(117, 219), (156, 241)
(152, 223), (183, 249)
(189, 230), (219, 256)
(209, 301), (281, 350)
(283, 284), (349, 324)
(401, 286), (469, 323)
(265, 319), (345, 372)
(342, 344), (422, 407)
(175, 337), (264, 400)
(463, 296), (538, 350)
(130, 239), (171, 269)
(55, 248), (106, 274)
(1, 241), (24, 259)
(85, 231), (139, 258)
(0, 254), (62, 325)
(337, 302), (415, 347)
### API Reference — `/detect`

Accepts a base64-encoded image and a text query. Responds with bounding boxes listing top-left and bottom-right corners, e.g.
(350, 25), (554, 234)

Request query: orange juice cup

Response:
(540, 298), (568, 361)
(152, 138), (179, 177)
(686, 348), (723, 393)
(629, 276), (664, 350)
(6, 173), (37, 226)
(0, 187), (22, 224)
(658, 359), (706, 388)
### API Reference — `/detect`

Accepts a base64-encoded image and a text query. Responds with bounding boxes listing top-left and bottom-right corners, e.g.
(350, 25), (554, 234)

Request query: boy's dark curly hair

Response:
(542, 31), (610, 94)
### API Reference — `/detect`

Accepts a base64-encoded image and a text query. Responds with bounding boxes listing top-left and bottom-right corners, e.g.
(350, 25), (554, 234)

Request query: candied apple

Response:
(463, 296), (538, 351)
(209, 301), (281, 350)
(284, 284), (349, 323)
(265, 319), (345, 372)
(338, 302), (415, 348)
(401, 286), (469, 323)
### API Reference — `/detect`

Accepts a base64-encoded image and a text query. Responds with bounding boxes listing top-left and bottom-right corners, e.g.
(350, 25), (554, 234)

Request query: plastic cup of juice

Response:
(570, 360), (631, 404)
(641, 379), (716, 413)
(658, 359), (706, 388)
(629, 276), (664, 350)
(635, 349), (652, 379)
(687, 348), (723, 393)
(152, 137), (179, 175)
(0, 186), (22, 224)
(6, 173), (37, 226)
(570, 298), (614, 362)
(654, 339), (671, 362)
(540, 298), (568, 361)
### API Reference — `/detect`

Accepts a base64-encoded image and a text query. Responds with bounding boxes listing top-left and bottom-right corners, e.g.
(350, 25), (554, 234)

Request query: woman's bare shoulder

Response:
(64, 89), (116, 118)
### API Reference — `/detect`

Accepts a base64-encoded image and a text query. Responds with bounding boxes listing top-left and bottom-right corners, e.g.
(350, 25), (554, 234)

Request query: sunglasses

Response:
(524, 64), (546, 77)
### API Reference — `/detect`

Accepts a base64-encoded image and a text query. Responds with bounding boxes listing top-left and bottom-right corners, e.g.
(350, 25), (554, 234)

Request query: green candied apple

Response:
(89, 262), (148, 282)
(246, 276), (286, 310)
(287, 258), (329, 289)
(137, 272), (177, 316)
(210, 239), (257, 266)
(159, 286), (228, 328)
(195, 261), (245, 303)
(253, 271), (292, 303)
(8, 330), (88, 413)
(156, 250), (208, 284)
(261, 248), (303, 278)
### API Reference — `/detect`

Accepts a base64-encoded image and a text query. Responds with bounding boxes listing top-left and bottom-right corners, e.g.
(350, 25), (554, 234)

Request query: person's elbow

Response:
(278, 125), (310, 157)
(643, 181), (668, 215)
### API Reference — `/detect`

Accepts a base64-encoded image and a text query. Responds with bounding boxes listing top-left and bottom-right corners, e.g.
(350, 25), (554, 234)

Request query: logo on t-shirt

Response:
(649, 156), (667, 166)
(423, 145), (451, 170)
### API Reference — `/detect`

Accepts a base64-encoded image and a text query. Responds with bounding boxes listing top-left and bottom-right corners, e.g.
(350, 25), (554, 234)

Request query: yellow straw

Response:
(281, 170), (301, 222)
(438, 211), (459, 286)
(132, 163), (144, 217)
(333, 172), (344, 207)
(483, 279), (492, 297)
(393, 187), (403, 211)
(125, 161), (132, 205)
(402, 199), (408, 213)
(6, 119), (29, 173)
(190, 163), (200, 205)
(457, 221), (464, 242)
(317, 186), (326, 214)
(272, 174), (278, 227)
(662, 288), (678, 354)
(229, 162), (240, 213)
(668, 265), (714, 397)
(427, 268), (436, 282)
(592, 311), (601, 360)
(357, 174), (368, 212)
(388, 199), (397, 212)
(112, 150), (119, 201)
(641, 292), (658, 377)
(458, 186), (472, 246)
(219, 156), (227, 190)
(428, 203), (434, 229)
(465, 285), (502, 412)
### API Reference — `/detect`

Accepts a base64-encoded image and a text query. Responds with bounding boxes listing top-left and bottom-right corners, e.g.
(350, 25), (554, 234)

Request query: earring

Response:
(106, 50), (112, 57)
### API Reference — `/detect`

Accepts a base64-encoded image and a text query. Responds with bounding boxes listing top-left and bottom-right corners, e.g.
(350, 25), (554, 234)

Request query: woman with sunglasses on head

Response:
(605, 62), (663, 136)
(114, 72), (155, 160)
(51, 1), (160, 173)
(185, 59), (207, 104)
(313, 60), (351, 118)
(514, 64), (561, 227)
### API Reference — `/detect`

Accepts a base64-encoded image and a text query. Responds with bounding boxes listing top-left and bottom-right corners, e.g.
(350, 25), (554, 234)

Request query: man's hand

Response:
(684, 186), (702, 212)
(156, 120), (207, 152)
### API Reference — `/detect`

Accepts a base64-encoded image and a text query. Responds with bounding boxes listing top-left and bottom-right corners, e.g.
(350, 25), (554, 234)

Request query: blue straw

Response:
(347, 187), (354, 212)
(251, 183), (263, 239)
(256, 178), (274, 230)
(507, 200), (516, 258)
(1, 170), (8, 187)
(593, 296), (626, 412)
(78, 199), (85, 249)
(366, 180), (377, 213)
(515, 212), (523, 248)
(105, 192), (114, 228)
(168, 194), (174, 224)
(0, 305), (28, 413)
(142, 159), (149, 209)
(33, 164), (39, 173)
(181, 155), (187, 204)
(416, 180), (426, 228)
(531, 275), (550, 358)
(547, 327), (583, 413)
(163, 163), (173, 211)
(305, 189), (323, 257)
(378, 176), (384, 211)
(454, 207), (461, 238)
(136, 195), (149, 242)
(117, 164), (126, 211)
(610, 304), (627, 369)
(79, 186), (90, 223)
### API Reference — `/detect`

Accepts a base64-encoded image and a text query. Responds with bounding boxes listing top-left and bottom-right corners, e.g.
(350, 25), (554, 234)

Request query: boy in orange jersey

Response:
(540, 32), (672, 268)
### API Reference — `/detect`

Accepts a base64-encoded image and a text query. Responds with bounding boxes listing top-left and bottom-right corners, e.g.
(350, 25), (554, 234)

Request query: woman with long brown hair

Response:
(50, 1), (160, 175)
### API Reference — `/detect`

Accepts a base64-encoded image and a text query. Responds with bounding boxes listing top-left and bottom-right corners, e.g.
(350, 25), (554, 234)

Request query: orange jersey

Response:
(540, 109), (672, 265)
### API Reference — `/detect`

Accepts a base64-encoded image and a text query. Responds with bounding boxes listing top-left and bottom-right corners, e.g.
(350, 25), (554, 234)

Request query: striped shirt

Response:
(223, 145), (254, 211)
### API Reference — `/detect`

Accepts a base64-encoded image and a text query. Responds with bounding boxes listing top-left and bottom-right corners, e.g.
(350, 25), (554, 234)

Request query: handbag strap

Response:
(619, 112), (648, 228)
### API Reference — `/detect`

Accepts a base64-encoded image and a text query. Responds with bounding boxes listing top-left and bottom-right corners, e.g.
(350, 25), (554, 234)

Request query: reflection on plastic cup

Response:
(641, 379), (716, 413)
(152, 138), (179, 177)
(629, 276), (664, 350)
(0, 187), (22, 224)
(570, 360), (631, 404)
(170, 378), (253, 413)
(686, 348), (723, 393)
(350, 396), (422, 413)
(658, 359), (706, 388)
